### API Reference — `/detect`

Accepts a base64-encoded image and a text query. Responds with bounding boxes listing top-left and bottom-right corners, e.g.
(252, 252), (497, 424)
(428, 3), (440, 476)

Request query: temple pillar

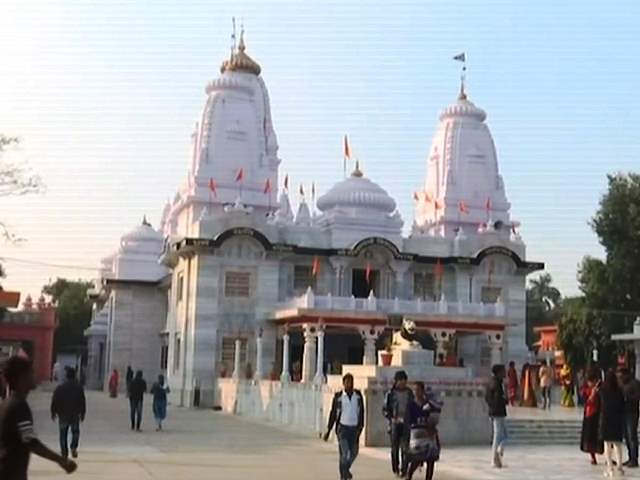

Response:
(314, 325), (326, 385)
(231, 338), (242, 380)
(302, 323), (317, 383)
(280, 332), (291, 383)
(360, 326), (385, 365)
(254, 329), (264, 380)
(487, 331), (504, 367)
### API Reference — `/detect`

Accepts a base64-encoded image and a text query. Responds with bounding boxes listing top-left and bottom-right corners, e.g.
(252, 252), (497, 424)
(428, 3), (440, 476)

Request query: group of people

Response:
(323, 371), (443, 480)
(580, 367), (640, 477)
(505, 359), (576, 409)
(109, 366), (170, 432)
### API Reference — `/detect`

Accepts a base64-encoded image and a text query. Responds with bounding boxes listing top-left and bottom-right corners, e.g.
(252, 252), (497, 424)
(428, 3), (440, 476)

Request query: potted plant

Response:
(380, 338), (393, 366)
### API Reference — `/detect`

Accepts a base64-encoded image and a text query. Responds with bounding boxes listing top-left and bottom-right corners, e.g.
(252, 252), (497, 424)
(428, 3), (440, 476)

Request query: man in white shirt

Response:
(324, 374), (365, 480)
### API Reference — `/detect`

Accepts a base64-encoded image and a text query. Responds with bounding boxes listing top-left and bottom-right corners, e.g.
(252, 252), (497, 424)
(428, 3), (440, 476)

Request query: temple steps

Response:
(506, 418), (583, 445)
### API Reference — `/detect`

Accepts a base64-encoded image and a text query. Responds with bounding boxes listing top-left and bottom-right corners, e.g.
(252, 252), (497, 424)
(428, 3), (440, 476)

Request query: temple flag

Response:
(263, 178), (272, 194)
(343, 135), (351, 176)
(424, 192), (433, 203)
(458, 200), (469, 214)
(434, 199), (443, 210)
(434, 258), (444, 279)
(453, 52), (466, 62)
(208, 178), (217, 197)
(235, 168), (244, 183)
(312, 256), (320, 277)
(284, 174), (289, 191)
(365, 262), (372, 284)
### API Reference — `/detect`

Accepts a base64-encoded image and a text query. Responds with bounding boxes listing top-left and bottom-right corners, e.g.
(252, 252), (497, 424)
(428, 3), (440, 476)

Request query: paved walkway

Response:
(25, 390), (639, 480)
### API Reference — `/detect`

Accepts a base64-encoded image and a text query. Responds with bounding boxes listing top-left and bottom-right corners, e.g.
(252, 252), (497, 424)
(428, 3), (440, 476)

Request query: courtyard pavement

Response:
(25, 390), (639, 480)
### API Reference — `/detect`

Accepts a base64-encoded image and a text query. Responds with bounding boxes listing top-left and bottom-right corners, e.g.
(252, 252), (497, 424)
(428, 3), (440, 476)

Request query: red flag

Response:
(485, 197), (492, 212)
(235, 168), (244, 183)
(208, 178), (217, 197)
(458, 200), (469, 214)
(344, 135), (351, 159)
(434, 199), (443, 210)
(365, 262), (372, 284)
(263, 178), (272, 194)
(299, 184), (305, 196)
(284, 174), (289, 191)
(312, 256), (320, 277)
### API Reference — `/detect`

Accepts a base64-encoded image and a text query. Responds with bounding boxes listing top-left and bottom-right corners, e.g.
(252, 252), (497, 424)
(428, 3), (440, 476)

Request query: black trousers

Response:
(129, 398), (143, 430)
(625, 412), (639, 463)
(391, 423), (408, 475)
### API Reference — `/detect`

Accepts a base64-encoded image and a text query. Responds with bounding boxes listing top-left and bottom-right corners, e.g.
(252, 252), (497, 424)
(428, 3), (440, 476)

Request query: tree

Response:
(557, 173), (640, 369)
(525, 273), (562, 347)
(42, 279), (93, 355)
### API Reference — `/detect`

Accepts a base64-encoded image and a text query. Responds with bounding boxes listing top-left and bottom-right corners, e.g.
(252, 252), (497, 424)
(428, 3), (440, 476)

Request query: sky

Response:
(0, 0), (638, 299)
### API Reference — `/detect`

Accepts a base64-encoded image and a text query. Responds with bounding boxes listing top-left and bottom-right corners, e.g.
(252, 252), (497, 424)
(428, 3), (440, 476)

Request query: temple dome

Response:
(317, 165), (397, 214)
(121, 218), (163, 244)
(220, 33), (261, 76)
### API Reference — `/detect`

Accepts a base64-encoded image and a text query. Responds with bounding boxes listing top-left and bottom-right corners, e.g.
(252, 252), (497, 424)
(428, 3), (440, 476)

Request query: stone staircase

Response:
(507, 418), (582, 445)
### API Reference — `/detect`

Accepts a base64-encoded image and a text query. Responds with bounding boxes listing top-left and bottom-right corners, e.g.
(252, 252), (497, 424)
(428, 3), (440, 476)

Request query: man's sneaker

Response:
(71, 449), (78, 459)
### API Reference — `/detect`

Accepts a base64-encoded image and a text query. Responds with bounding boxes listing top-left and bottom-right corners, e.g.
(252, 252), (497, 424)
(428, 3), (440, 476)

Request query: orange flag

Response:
(344, 135), (351, 159)
(235, 168), (244, 183)
(208, 178), (217, 197)
(312, 256), (320, 277)
(263, 178), (272, 194)
(434, 259), (444, 279)
(365, 262), (372, 284)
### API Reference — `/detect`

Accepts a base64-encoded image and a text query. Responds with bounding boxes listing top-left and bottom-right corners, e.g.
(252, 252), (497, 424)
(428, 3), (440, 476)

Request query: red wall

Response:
(0, 307), (56, 383)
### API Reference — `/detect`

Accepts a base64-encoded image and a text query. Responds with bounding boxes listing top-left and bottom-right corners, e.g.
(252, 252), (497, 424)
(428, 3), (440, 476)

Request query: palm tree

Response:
(526, 273), (562, 347)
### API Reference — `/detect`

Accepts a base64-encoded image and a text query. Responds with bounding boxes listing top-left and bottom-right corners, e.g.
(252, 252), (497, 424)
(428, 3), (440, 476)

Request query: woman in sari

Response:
(580, 368), (604, 464)
(560, 364), (575, 407)
(406, 382), (443, 480)
(520, 363), (538, 408)
(507, 361), (519, 406)
(108, 369), (119, 398)
(151, 374), (170, 431)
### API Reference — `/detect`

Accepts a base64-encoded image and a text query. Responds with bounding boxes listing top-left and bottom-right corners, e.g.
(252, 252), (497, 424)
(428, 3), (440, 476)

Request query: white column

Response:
(254, 331), (264, 381)
(280, 333), (291, 383)
(301, 324), (317, 383)
(314, 326), (325, 385)
(360, 326), (384, 365)
(231, 338), (242, 380)
(487, 332), (504, 367)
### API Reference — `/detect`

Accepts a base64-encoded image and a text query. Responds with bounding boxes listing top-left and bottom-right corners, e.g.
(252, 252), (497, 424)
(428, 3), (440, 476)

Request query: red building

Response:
(0, 294), (57, 383)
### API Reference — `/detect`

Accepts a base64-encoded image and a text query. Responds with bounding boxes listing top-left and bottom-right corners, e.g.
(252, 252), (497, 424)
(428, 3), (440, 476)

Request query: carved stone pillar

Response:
(301, 323), (317, 383)
(280, 332), (291, 383)
(360, 326), (385, 365)
(487, 331), (504, 367)
(231, 338), (242, 379)
(254, 329), (264, 380)
(314, 325), (326, 385)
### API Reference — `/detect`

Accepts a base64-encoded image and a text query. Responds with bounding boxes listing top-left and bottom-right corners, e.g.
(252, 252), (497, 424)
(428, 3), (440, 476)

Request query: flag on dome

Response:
(453, 52), (466, 62)
(344, 135), (351, 160)
(458, 200), (469, 214)
(208, 178), (217, 197)
(235, 168), (244, 183)
(263, 178), (272, 194)
(284, 174), (289, 191)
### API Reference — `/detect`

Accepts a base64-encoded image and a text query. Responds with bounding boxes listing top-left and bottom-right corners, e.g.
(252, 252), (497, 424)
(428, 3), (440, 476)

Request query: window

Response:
(224, 271), (251, 297)
(173, 334), (181, 372)
(414, 272), (436, 300)
(160, 344), (169, 370)
(293, 265), (315, 293)
(481, 286), (502, 304)
(176, 273), (184, 304)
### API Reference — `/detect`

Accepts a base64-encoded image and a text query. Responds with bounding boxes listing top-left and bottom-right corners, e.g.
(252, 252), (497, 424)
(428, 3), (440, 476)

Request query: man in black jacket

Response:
(485, 364), (507, 468)
(382, 370), (414, 476)
(324, 374), (364, 480)
(51, 367), (86, 459)
(618, 367), (640, 467)
(128, 370), (147, 431)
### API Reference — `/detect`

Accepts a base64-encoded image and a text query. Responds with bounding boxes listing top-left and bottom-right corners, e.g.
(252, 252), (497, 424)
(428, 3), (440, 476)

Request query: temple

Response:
(85, 31), (543, 442)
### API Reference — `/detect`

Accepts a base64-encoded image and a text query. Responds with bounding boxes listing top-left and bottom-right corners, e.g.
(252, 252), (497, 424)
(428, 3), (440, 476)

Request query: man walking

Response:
(0, 356), (77, 479)
(324, 373), (365, 480)
(51, 368), (86, 459)
(383, 370), (414, 477)
(618, 367), (640, 468)
(128, 370), (147, 431)
(539, 360), (554, 410)
(486, 364), (508, 468)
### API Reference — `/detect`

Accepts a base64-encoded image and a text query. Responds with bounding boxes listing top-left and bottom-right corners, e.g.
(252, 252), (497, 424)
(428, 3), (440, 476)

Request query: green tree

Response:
(526, 273), (562, 347)
(42, 278), (93, 355)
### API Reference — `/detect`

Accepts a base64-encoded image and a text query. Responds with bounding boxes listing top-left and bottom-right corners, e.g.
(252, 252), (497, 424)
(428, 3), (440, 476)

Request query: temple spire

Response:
(453, 52), (467, 100)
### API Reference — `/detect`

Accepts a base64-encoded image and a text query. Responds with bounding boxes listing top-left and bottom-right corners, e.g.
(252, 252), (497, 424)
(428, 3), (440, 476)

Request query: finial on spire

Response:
(352, 159), (363, 178)
(239, 18), (246, 52)
(142, 215), (151, 226)
(453, 52), (467, 100)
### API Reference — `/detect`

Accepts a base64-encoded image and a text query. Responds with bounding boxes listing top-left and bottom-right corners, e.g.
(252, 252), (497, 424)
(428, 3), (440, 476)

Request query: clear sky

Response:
(0, 0), (638, 299)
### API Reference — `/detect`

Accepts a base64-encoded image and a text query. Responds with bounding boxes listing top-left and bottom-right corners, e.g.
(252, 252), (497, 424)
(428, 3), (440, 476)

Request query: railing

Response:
(278, 287), (506, 318)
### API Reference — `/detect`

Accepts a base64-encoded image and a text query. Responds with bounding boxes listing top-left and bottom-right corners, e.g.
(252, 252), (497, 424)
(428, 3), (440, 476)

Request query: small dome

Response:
(439, 93), (487, 122)
(317, 166), (397, 214)
(220, 32), (261, 76)
(121, 218), (163, 244)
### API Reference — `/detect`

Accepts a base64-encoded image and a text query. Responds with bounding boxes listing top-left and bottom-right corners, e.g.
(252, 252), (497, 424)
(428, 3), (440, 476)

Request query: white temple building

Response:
(86, 31), (543, 421)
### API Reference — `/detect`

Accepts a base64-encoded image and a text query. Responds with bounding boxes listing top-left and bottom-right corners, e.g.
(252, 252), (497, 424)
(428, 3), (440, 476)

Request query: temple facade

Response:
(86, 32), (543, 409)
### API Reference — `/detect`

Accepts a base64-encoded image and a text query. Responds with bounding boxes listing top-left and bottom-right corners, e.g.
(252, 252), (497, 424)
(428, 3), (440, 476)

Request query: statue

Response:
(392, 318), (423, 350)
